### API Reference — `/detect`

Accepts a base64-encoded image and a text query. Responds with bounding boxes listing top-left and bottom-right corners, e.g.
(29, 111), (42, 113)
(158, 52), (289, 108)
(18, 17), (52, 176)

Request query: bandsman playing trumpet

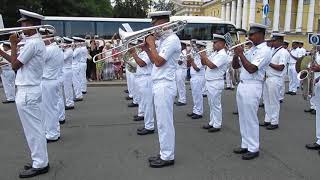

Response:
(200, 34), (229, 132)
(175, 42), (188, 106)
(232, 23), (272, 160)
(187, 40), (206, 119)
(0, 41), (16, 104)
(0, 9), (50, 178)
(260, 33), (288, 130)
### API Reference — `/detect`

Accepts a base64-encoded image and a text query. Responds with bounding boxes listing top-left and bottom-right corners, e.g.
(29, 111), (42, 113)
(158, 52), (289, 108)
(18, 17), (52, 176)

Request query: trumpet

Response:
(0, 25), (56, 38)
(93, 20), (187, 63)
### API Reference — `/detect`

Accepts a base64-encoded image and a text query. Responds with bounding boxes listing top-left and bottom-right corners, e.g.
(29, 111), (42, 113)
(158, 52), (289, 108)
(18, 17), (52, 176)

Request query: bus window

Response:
(128, 22), (150, 31)
(97, 21), (122, 39)
(65, 21), (95, 38)
(42, 20), (64, 37)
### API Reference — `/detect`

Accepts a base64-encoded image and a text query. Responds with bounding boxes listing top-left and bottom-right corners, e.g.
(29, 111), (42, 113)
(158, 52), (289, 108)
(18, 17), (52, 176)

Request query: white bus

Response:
(42, 16), (236, 41)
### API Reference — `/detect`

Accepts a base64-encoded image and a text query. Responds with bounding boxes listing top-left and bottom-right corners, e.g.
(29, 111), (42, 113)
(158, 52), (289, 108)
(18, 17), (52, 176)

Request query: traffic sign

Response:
(308, 33), (320, 46)
(263, 4), (270, 17)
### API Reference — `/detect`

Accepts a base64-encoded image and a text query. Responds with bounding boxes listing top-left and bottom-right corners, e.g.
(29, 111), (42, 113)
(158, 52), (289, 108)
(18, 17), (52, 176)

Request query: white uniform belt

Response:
(152, 79), (174, 85)
(16, 85), (40, 90)
(240, 80), (263, 84)
(266, 75), (282, 79)
(42, 78), (58, 81)
(206, 78), (224, 81)
(288, 63), (296, 65)
(135, 74), (151, 78)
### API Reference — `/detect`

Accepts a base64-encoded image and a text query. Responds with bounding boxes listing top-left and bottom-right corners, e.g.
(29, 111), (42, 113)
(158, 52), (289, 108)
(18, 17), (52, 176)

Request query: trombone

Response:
(0, 25), (56, 38)
(92, 20), (187, 63)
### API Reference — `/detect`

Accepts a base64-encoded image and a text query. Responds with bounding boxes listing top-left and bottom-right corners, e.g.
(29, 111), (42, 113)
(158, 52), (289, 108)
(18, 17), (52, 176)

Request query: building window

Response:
(303, 0), (310, 4)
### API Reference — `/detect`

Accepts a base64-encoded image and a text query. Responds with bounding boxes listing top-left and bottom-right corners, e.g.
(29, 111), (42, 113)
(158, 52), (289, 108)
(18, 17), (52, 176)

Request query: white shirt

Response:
(16, 33), (46, 86)
(43, 42), (64, 80)
(298, 47), (306, 57)
(288, 48), (300, 64)
(80, 46), (88, 63)
(239, 42), (272, 82)
(63, 47), (73, 69)
(314, 52), (320, 79)
(0, 51), (12, 70)
(190, 53), (205, 77)
(135, 51), (152, 76)
(151, 33), (181, 81)
(266, 47), (288, 77)
(177, 49), (187, 69)
(205, 49), (228, 81)
(72, 47), (81, 66)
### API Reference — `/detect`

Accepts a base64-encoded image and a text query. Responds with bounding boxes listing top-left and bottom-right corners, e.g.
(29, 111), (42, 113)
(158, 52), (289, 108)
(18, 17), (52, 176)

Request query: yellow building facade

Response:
(174, 0), (320, 48)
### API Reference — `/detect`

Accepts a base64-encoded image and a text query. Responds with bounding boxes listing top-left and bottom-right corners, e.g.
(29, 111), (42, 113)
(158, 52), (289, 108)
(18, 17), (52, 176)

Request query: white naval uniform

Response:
(72, 47), (83, 99)
(63, 47), (75, 107)
(175, 49), (187, 104)
(42, 42), (64, 140)
(190, 52), (206, 115)
(0, 57), (16, 101)
(79, 46), (87, 93)
(205, 49), (228, 128)
(15, 33), (48, 168)
(152, 32), (181, 161)
(57, 47), (65, 122)
(288, 48), (301, 93)
(279, 49), (290, 101)
(126, 66), (134, 98)
(310, 52), (320, 110)
(263, 47), (288, 125)
(314, 79), (320, 145)
(135, 51), (154, 130)
(236, 42), (272, 153)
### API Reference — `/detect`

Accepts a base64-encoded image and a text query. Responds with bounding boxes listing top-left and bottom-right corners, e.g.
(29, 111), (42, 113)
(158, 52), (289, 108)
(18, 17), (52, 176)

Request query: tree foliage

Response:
(113, 0), (150, 18)
(153, 0), (176, 15)
(0, 0), (113, 27)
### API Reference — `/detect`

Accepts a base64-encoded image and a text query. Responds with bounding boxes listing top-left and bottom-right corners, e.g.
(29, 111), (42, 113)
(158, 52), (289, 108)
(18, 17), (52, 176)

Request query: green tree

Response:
(113, 0), (149, 18)
(153, 0), (176, 15)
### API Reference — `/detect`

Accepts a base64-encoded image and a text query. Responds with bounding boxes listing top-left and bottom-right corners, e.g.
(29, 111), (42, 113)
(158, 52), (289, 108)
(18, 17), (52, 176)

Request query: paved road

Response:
(0, 86), (319, 180)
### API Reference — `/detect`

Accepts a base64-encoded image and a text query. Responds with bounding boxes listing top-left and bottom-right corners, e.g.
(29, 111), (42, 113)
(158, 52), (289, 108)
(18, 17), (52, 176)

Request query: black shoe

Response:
(187, 112), (196, 117)
(65, 106), (74, 110)
(82, 91), (87, 94)
(291, 92), (297, 95)
(137, 126), (145, 132)
(242, 151), (259, 160)
(259, 121), (271, 127)
(137, 128), (154, 135)
(279, 100), (283, 103)
(47, 137), (60, 143)
(149, 158), (175, 168)
(133, 115), (139, 118)
(311, 109), (316, 115)
(305, 143), (320, 150)
(176, 102), (186, 106)
(191, 114), (203, 119)
(202, 124), (213, 130)
(59, 120), (66, 125)
(304, 108), (314, 113)
(124, 90), (129, 93)
(232, 111), (238, 115)
(126, 96), (133, 100)
(259, 104), (264, 108)
(285, 91), (293, 95)
(266, 124), (279, 130)
(74, 98), (83, 102)
(19, 164), (50, 178)
(225, 87), (232, 90)
(23, 163), (32, 170)
(233, 147), (248, 154)
(2, 100), (15, 104)
(208, 127), (221, 133)
(148, 154), (160, 162)
(202, 94), (207, 97)
(133, 116), (144, 121)
(128, 103), (138, 107)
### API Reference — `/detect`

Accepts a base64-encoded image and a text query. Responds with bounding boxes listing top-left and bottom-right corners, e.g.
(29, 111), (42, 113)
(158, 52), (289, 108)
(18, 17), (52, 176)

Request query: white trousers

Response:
(153, 80), (176, 160)
(237, 82), (263, 153)
(126, 69), (134, 98)
(132, 75), (139, 104)
(57, 75), (65, 122)
(16, 85), (48, 168)
(63, 68), (74, 107)
(79, 62), (87, 93)
(279, 76), (286, 101)
(136, 75), (154, 130)
(41, 79), (61, 140)
(225, 68), (234, 88)
(1, 69), (15, 101)
(263, 77), (282, 125)
(72, 65), (83, 99)
(288, 64), (299, 92)
(175, 68), (187, 103)
(314, 82), (320, 144)
(190, 76), (205, 115)
(206, 80), (224, 128)
(134, 75), (144, 116)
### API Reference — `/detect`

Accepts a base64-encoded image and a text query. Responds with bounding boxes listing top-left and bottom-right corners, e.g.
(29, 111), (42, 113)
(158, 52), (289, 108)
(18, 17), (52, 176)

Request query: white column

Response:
(284, 0), (292, 32)
(242, 0), (248, 29)
(272, 0), (280, 32)
(295, 0), (304, 32)
(249, 0), (256, 23)
(226, 3), (231, 21)
(307, 0), (315, 32)
(231, 1), (236, 25)
(236, 0), (242, 28)
(221, 3), (226, 20)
